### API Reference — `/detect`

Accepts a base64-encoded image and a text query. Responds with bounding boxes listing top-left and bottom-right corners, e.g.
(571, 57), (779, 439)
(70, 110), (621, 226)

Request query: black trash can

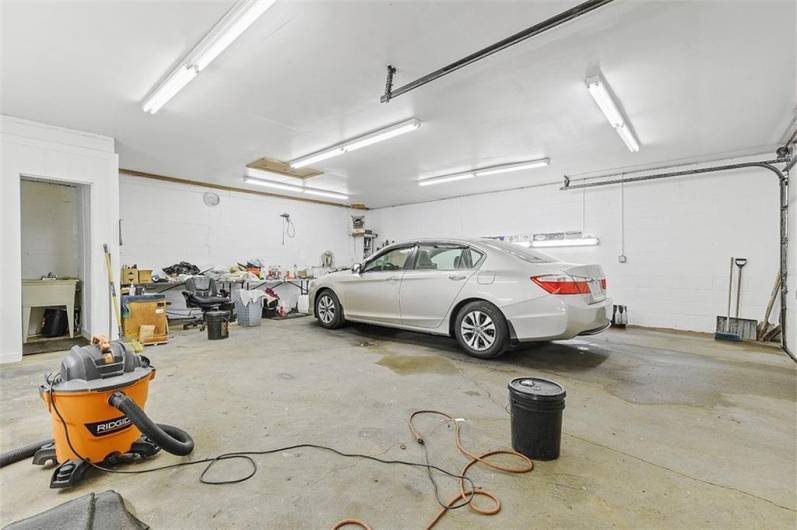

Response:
(508, 377), (566, 460)
(42, 308), (69, 337)
(206, 310), (229, 340)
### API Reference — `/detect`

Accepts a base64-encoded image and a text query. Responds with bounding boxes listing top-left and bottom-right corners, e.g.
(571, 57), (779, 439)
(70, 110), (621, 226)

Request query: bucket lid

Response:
(508, 377), (565, 401)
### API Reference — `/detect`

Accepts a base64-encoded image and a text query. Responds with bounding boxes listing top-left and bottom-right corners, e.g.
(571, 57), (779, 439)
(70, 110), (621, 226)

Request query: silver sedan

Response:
(309, 238), (611, 358)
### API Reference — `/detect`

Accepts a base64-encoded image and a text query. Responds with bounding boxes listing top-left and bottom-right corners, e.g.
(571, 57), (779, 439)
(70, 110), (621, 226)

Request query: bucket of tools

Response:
(508, 377), (566, 460)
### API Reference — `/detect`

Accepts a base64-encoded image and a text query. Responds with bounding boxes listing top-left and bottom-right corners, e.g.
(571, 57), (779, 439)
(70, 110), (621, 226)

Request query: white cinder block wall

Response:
(370, 159), (784, 335)
(119, 175), (357, 311)
(20, 180), (83, 279)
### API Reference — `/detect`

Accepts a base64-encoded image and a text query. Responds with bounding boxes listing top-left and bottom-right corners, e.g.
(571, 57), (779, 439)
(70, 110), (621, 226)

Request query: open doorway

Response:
(20, 177), (91, 354)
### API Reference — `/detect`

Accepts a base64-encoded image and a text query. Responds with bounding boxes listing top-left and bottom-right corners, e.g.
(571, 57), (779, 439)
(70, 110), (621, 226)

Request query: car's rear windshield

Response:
(478, 239), (559, 264)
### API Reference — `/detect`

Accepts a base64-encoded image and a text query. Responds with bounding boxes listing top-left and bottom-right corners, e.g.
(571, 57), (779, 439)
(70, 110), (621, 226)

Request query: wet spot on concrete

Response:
(376, 355), (457, 376)
(502, 339), (795, 407)
(464, 390), (481, 396)
(357, 341), (378, 348)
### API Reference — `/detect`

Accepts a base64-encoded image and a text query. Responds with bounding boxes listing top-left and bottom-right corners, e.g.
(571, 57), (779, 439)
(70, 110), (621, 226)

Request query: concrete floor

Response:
(1, 319), (795, 529)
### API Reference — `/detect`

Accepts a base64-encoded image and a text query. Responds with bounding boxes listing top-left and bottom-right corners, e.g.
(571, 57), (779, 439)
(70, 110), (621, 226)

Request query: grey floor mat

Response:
(4, 490), (148, 530)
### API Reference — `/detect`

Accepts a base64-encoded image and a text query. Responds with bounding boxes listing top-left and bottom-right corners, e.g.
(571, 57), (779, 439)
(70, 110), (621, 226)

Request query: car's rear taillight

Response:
(600, 278), (607, 289)
(531, 274), (591, 295)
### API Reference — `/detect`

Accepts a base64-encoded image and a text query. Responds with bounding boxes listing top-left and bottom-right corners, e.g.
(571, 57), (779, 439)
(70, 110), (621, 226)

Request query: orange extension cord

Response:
(332, 410), (534, 529)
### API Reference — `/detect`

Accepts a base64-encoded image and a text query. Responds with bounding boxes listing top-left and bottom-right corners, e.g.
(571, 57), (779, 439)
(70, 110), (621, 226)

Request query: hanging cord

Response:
(281, 214), (296, 245)
(43, 373), (483, 528)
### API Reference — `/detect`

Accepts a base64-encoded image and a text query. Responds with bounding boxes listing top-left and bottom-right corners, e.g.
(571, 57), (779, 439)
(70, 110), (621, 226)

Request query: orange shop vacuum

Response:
(0, 337), (194, 488)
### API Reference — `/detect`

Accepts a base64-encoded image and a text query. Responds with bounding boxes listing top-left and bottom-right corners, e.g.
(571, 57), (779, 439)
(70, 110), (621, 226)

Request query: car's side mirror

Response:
(352, 263), (362, 274)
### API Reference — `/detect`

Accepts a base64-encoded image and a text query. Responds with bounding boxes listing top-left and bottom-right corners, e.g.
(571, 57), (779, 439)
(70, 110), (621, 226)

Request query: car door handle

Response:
(388, 276), (401, 281)
(448, 274), (467, 281)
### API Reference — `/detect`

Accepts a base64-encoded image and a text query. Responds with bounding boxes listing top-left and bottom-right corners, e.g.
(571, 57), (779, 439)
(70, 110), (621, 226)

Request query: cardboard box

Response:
(137, 269), (153, 284)
(122, 267), (139, 285)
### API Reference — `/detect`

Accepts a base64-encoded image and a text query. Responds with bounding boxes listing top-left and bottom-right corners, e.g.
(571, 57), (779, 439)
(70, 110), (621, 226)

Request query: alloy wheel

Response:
(460, 310), (496, 351)
(317, 295), (335, 324)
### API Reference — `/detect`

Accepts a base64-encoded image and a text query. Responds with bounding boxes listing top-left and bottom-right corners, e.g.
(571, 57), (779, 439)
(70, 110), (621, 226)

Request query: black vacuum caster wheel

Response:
(130, 437), (161, 458)
(50, 459), (90, 488)
(32, 442), (57, 466)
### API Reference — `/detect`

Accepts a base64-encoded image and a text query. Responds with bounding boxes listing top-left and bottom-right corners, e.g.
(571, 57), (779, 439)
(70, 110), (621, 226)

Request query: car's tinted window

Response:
(363, 247), (413, 272)
(413, 244), (482, 271)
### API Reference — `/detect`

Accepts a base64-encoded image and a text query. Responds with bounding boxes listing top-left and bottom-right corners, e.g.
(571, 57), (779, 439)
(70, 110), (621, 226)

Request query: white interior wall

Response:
(1, 115), (119, 363)
(370, 158), (783, 335)
(119, 175), (357, 311)
(20, 179), (84, 337)
(20, 179), (82, 278)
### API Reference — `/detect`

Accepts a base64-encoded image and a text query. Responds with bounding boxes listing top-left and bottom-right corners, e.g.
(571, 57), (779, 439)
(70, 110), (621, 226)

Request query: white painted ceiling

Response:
(2, 0), (795, 208)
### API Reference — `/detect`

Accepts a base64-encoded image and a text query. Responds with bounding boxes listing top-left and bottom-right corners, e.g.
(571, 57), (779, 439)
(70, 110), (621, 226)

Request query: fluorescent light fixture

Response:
(615, 123), (640, 153)
(142, 65), (198, 114)
(141, 0), (276, 114)
(290, 147), (345, 169)
(531, 237), (599, 248)
(343, 119), (421, 152)
(417, 173), (475, 187)
(418, 157), (549, 187)
(244, 176), (304, 193)
(191, 0), (277, 71)
(245, 167), (311, 185)
(244, 175), (350, 201)
(303, 189), (349, 200)
(586, 73), (640, 152)
(290, 119), (421, 169)
(474, 158), (550, 177)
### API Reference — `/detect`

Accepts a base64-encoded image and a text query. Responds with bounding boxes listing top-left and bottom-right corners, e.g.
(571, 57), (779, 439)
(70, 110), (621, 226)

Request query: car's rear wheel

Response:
(315, 290), (344, 329)
(454, 301), (508, 359)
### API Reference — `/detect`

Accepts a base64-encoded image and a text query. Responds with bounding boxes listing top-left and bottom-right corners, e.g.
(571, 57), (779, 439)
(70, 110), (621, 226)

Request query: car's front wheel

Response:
(454, 301), (508, 359)
(315, 290), (344, 329)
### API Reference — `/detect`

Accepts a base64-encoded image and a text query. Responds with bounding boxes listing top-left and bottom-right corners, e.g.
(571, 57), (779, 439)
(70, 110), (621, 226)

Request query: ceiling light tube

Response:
(586, 73), (640, 152)
(343, 119), (421, 152)
(244, 176), (304, 193)
(289, 147), (346, 169)
(303, 189), (349, 200)
(245, 167), (311, 185)
(191, 0), (277, 71)
(142, 65), (198, 114)
(531, 237), (599, 248)
(615, 123), (640, 153)
(418, 173), (475, 187)
(141, 0), (276, 114)
(474, 158), (550, 177)
(290, 118), (422, 169)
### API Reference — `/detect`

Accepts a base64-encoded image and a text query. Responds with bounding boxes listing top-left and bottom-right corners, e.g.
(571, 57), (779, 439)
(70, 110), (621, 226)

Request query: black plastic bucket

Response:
(508, 377), (566, 460)
(206, 310), (229, 340)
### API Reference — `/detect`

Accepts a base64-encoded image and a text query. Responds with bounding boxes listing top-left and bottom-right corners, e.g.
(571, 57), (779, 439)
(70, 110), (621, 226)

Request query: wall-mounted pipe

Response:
(561, 158), (793, 362)
(380, 0), (615, 103)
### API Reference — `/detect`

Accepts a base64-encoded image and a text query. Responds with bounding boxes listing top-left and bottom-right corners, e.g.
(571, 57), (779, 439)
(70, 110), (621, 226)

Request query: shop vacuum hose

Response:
(108, 392), (194, 456)
(0, 439), (53, 468)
